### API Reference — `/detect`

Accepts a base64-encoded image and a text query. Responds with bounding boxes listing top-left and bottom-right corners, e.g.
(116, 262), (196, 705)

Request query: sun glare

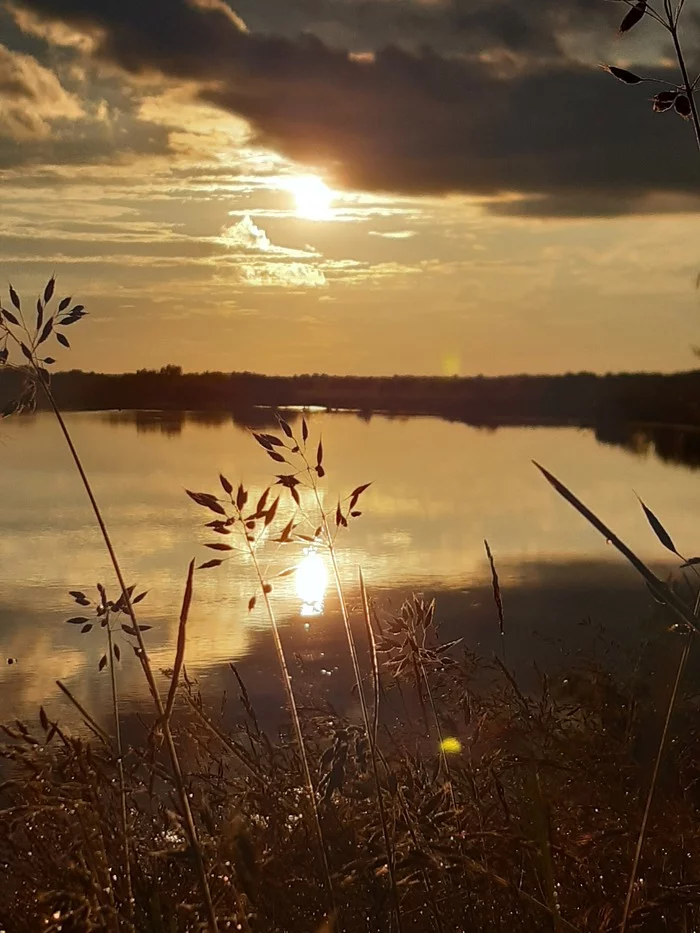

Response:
(295, 548), (328, 616)
(286, 174), (334, 221)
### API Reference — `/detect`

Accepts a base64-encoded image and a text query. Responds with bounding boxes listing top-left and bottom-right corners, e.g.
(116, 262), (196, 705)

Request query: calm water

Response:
(0, 410), (696, 731)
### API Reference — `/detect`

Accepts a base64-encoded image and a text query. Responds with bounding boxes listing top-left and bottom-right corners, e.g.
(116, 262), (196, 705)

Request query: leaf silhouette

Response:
(606, 65), (643, 85)
(38, 319), (53, 345)
(636, 495), (679, 556)
(675, 94), (691, 119)
(186, 489), (227, 515)
(653, 91), (677, 112)
(619, 0), (646, 34)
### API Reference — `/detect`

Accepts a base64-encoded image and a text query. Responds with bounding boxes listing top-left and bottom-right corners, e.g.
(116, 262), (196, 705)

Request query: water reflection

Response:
(103, 407), (300, 435)
(295, 549), (328, 616)
(595, 420), (700, 471)
(105, 409), (700, 473)
(0, 410), (697, 728)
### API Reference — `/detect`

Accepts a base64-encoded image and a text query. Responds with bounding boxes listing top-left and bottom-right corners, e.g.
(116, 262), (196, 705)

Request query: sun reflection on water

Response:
(295, 548), (328, 616)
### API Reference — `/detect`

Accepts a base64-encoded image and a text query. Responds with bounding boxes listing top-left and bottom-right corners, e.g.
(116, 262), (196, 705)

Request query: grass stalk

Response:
(359, 569), (380, 751)
(533, 463), (698, 631)
(533, 462), (700, 931)
(359, 570), (404, 928)
(55, 680), (111, 746)
(40, 384), (220, 933)
(105, 618), (135, 933)
(669, 21), (700, 151)
(619, 632), (693, 932)
(418, 659), (457, 811)
(243, 530), (336, 917)
(529, 762), (563, 933)
(319, 498), (404, 931)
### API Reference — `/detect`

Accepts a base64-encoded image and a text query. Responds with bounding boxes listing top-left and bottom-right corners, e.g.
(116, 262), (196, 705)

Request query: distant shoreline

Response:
(3, 367), (700, 428)
(3, 367), (700, 468)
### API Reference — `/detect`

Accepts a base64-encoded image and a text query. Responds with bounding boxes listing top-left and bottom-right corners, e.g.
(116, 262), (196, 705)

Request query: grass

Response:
(3, 285), (700, 932)
(3, 621), (700, 931)
(2, 4), (700, 930)
(3, 287), (700, 933)
(2, 405), (700, 932)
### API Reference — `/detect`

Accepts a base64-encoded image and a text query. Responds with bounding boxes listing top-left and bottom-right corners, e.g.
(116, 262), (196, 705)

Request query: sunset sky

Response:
(2, 0), (700, 376)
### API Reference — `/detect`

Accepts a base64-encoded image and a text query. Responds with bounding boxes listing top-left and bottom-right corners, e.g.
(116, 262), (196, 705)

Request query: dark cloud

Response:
(9, 0), (700, 214)
(225, 0), (617, 59)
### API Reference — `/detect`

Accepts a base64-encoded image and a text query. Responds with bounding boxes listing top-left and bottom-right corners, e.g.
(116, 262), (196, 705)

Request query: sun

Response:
(286, 174), (334, 220)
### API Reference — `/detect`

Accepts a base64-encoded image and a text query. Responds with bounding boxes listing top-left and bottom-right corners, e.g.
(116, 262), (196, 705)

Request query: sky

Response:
(2, 0), (700, 376)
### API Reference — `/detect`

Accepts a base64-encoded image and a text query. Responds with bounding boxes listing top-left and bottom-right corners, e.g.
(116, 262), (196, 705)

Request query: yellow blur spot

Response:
(440, 737), (462, 755)
(441, 352), (460, 377)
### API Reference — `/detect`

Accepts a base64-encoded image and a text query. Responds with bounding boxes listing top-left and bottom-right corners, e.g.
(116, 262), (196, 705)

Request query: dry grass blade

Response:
(635, 494), (680, 557)
(359, 568), (380, 749)
(533, 462), (698, 632)
(56, 680), (111, 746)
(484, 539), (505, 638)
(164, 559), (194, 726)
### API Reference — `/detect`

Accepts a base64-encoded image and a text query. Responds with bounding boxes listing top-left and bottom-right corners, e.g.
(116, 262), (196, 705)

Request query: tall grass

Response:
(0, 282), (221, 932)
(2, 3), (700, 928)
(5, 604), (700, 930)
(187, 473), (335, 915)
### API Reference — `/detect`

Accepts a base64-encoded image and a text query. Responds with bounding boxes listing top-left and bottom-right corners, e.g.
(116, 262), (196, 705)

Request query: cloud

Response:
(8, 3), (95, 50)
(10, 0), (700, 215)
(239, 261), (327, 288)
(220, 214), (320, 258)
(0, 42), (83, 140)
(369, 230), (417, 239)
(217, 0), (620, 61)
